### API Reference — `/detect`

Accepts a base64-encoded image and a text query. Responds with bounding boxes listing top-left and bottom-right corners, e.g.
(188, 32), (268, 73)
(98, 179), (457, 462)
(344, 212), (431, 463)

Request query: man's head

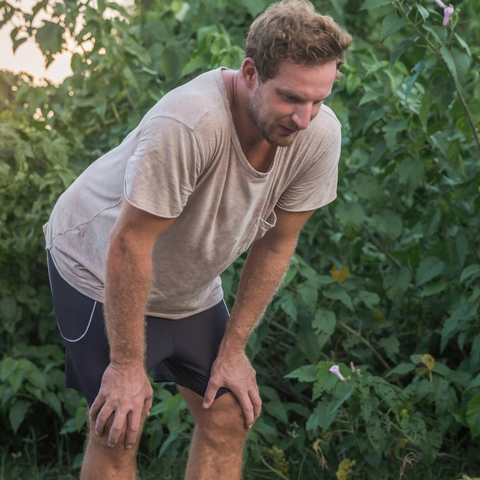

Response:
(241, 0), (352, 147)
(244, 0), (352, 83)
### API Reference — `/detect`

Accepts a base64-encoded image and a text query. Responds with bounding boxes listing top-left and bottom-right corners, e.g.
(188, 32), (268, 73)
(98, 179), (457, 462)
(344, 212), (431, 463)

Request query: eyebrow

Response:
(277, 89), (331, 103)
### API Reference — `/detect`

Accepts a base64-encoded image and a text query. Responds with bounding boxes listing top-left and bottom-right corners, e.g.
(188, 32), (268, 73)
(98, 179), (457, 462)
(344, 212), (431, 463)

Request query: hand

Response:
(89, 362), (153, 449)
(203, 350), (262, 428)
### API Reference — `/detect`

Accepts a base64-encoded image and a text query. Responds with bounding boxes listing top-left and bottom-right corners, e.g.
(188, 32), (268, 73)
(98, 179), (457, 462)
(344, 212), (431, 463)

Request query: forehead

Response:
(263, 61), (337, 99)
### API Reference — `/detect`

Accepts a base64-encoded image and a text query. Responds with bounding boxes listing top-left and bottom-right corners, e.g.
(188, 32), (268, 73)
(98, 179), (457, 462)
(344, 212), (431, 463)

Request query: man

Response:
(44, 0), (352, 478)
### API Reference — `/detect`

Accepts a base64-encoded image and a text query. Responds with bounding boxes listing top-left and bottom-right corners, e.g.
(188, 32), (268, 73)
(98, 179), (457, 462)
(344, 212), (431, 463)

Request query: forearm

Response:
(222, 239), (296, 353)
(104, 235), (152, 367)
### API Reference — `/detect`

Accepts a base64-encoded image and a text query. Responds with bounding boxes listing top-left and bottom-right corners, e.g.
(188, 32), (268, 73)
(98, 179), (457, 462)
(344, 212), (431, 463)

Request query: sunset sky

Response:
(0, 0), (133, 85)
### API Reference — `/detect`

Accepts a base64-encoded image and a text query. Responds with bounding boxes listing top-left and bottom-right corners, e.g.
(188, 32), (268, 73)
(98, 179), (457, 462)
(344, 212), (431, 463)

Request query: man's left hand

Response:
(203, 350), (261, 428)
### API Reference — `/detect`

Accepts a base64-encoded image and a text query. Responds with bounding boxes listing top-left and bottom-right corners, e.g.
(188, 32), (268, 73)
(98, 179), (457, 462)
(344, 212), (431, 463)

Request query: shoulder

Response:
(290, 104), (341, 164)
(308, 104), (342, 142)
(143, 70), (229, 132)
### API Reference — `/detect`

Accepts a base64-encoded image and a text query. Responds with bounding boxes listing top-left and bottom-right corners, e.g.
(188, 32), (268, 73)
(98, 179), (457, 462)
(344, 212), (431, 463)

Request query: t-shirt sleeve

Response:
(124, 115), (202, 218)
(276, 124), (341, 212)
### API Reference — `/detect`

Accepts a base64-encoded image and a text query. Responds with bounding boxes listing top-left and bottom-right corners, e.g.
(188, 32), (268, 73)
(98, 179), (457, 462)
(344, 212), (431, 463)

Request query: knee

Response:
(197, 396), (249, 443)
(87, 414), (138, 468)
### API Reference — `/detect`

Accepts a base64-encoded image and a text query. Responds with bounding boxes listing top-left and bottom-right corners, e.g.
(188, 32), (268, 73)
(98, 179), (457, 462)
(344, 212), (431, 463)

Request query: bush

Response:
(1, 0), (479, 478)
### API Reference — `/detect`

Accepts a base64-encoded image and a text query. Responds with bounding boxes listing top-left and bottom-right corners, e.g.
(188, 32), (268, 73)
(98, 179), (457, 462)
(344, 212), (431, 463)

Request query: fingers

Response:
(250, 389), (262, 422)
(237, 393), (255, 428)
(107, 409), (127, 447)
(203, 378), (220, 409)
(90, 391), (108, 435)
(125, 410), (142, 449)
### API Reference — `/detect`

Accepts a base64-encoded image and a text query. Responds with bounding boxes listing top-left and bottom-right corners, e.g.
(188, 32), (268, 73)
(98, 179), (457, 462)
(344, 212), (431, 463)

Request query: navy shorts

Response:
(47, 252), (230, 407)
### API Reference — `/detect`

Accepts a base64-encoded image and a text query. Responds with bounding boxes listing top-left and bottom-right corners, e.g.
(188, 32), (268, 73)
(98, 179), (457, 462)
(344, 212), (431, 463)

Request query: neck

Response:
(221, 69), (276, 170)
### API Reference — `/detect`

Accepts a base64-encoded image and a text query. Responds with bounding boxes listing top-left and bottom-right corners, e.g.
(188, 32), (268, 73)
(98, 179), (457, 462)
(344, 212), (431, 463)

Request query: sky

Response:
(0, 0), (133, 85)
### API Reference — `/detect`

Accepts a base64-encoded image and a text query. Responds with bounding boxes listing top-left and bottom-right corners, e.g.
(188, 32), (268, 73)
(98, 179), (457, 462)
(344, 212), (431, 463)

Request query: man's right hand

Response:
(89, 362), (153, 449)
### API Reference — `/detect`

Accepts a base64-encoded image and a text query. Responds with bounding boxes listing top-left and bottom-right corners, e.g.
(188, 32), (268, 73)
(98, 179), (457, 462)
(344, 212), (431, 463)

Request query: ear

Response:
(241, 58), (258, 91)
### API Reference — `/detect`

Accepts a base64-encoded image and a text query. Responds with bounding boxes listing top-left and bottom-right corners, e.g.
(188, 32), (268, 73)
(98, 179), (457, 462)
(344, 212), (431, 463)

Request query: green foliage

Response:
(1, 0), (480, 478)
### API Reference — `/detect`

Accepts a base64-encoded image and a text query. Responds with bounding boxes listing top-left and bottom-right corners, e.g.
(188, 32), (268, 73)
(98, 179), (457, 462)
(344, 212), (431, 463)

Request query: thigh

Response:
(47, 252), (110, 407)
(150, 301), (230, 398)
(179, 386), (248, 435)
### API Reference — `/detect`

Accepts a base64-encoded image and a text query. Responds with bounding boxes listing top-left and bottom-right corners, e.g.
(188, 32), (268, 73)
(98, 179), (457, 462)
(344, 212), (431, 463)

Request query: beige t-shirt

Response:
(43, 68), (341, 319)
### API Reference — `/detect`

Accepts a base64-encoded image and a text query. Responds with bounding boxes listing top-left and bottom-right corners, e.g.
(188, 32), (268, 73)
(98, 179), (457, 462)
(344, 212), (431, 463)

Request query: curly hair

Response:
(244, 0), (352, 82)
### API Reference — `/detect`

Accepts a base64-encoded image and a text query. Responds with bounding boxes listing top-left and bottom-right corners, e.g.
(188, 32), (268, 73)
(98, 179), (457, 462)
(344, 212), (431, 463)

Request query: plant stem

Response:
(259, 456), (290, 480)
(338, 320), (392, 371)
(362, 225), (403, 269)
(399, 4), (480, 156)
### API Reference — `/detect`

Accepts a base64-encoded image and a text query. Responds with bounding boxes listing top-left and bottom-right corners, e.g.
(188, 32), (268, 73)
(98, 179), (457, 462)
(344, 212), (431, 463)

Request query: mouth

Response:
(278, 125), (297, 135)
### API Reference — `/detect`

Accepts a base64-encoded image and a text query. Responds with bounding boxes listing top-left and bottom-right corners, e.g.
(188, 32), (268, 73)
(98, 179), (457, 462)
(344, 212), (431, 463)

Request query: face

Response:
(247, 61), (337, 147)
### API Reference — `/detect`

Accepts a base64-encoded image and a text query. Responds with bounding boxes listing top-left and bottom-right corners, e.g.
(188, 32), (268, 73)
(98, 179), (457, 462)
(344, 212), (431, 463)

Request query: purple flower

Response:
(443, 6), (454, 26)
(329, 365), (345, 381)
(350, 361), (356, 373)
(433, 0), (454, 27)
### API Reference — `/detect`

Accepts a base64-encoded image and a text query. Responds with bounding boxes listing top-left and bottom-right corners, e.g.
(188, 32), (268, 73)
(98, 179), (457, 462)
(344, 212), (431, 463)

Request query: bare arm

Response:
(203, 207), (314, 427)
(89, 199), (175, 449)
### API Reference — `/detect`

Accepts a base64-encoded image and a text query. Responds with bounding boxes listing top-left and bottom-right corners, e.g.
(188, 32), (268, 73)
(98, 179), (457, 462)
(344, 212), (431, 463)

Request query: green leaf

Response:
(421, 282), (446, 297)
(8, 369), (24, 393)
(44, 391), (63, 418)
(390, 38), (415, 69)
(381, 14), (407, 40)
(13, 36), (27, 53)
(398, 158), (423, 192)
(312, 309), (336, 350)
(384, 267), (411, 300)
(375, 383), (398, 410)
(416, 4), (429, 19)
(416, 257), (444, 286)
(35, 20), (65, 66)
(335, 202), (365, 228)
(242, 0), (270, 17)
(467, 373), (480, 392)
(299, 282), (318, 312)
(460, 265), (480, 283)
(75, 402), (87, 432)
(405, 60), (425, 101)
(385, 363), (416, 378)
(372, 210), (403, 240)
(423, 25), (446, 46)
(419, 92), (432, 128)
(1, 357), (18, 381)
(359, 89), (385, 106)
(323, 285), (354, 311)
(9, 400), (30, 434)
(284, 365), (316, 383)
(379, 336), (400, 362)
(263, 400), (289, 424)
(439, 46), (457, 84)
(451, 49), (470, 84)
(316, 384), (353, 431)
(454, 33), (471, 58)
(452, 406), (468, 428)
(312, 362), (339, 400)
(26, 368), (47, 390)
(252, 418), (278, 443)
(466, 394), (480, 440)
(0, 297), (17, 319)
(346, 74), (361, 95)
(360, 0), (391, 10)
(354, 291), (380, 310)
(366, 417), (385, 456)
(441, 305), (471, 352)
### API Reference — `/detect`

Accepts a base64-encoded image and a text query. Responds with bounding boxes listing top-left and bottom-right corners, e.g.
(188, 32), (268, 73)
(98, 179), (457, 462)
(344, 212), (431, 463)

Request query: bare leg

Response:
(180, 387), (248, 480)
(81, 409), (146, 480)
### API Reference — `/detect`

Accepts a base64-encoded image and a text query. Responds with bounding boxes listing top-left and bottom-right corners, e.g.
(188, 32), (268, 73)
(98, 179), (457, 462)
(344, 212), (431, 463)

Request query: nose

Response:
(292, 104), (313, 130)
